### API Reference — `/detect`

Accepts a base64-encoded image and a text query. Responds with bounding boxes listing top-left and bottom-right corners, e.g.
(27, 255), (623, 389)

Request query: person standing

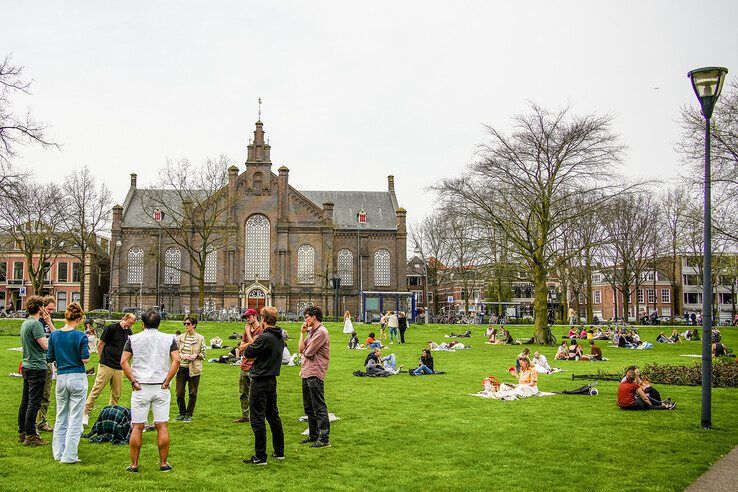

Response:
(234, 308), (262, 423)
(387, 311), (399, 344)
(83, 313), (136, 426)
(174, 316), (205, 422)
(568, 307), (577, 326)
(18, 296), (49, 446)
(46, 303), (89, 463)
(121, 308), (180, 472)
(398, 311), (408, 344)
(36, 296), (58, 433)
(342, 311), (354, 336)
(298, 306), (331, 448)
(240, 306), (285, 465)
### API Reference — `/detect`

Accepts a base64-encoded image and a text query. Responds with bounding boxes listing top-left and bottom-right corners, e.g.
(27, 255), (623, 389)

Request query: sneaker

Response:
(233, 416), (250, 423)
(82, 414), (89, 426)
(272, 452), (285, 460)
(18, 433), (25, 443)
(23, 435), (48, 446)
(38, 422), (54, 432)
(126, 465), (139, 473)
(310, 440), (331, 448)
(182, 416), (192, 423)
(160, 464), (173, 472)
(669, 401), (677, 410)
(299, 437), (317, 444)
(174, 415), (185, 421)
(243, 456), (267, 465)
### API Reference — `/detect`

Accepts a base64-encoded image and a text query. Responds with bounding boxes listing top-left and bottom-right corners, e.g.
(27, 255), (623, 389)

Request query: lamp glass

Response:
(692, 70), (721, 98)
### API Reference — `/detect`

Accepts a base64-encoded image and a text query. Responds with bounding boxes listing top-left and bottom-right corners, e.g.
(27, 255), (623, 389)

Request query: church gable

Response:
(287, 187), (323, 221)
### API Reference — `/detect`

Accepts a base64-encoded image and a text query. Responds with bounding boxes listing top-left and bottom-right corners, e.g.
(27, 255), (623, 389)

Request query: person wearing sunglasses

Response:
(174, 316), (206, 422)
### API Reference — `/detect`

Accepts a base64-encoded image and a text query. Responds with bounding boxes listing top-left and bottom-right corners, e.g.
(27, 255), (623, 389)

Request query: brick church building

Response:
(109, 120), (407, 318)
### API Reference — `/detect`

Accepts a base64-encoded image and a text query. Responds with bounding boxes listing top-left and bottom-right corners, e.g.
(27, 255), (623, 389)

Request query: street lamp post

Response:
(687, 66), (729, 430)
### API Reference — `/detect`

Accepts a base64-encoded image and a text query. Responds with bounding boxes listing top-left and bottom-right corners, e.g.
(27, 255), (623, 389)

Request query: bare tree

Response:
(437, 103), (627, 344)
(58, 167), (112, 310)
(140, 156), (236, 310)
(656, 187), (690, 322)
(410, 210), (454, 319)
(0, 54), (59, 166)
(0, 181), (62, 294)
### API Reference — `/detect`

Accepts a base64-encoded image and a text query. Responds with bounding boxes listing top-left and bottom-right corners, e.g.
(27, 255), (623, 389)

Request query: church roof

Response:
(301, 190), (398, 230)
(121, 188), (207, 228)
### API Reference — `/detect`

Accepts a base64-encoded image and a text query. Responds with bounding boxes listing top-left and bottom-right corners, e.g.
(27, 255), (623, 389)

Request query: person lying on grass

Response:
(409, 349), (434, 376)
(617, 369), (675, 410)
(428, 340), (469, 351)
(446, 330), (471, 338)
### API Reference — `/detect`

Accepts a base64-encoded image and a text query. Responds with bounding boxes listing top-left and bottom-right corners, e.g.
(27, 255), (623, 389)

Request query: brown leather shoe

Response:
(23, 434), (48, 446)
(38, 422), (54, 432)
(233, 416), (250, 423)
(18, 433), (25, 443)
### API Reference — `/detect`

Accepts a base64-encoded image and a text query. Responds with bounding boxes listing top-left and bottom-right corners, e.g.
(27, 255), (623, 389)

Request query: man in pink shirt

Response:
(298, 306), (331, 448)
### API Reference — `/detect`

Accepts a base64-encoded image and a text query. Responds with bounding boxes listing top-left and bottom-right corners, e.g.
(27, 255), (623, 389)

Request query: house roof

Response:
(121, 189), (207, 228)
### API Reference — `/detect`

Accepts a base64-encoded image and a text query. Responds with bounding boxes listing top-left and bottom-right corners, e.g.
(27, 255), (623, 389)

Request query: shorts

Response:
(131, 384), (171, 423)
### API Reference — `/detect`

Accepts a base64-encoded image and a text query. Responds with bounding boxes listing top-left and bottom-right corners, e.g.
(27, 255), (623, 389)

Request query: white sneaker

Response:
(82, 414), (89, 426)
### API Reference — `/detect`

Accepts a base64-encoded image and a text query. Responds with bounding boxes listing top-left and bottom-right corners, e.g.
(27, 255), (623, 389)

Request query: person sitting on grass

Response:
(555, 341), (569, 360)
(365, 333), (381, 349)
(531, 351), (556, 374)
(617, 369), (675, 410)
(592, 328), (606, 340)
(656, 332), (671, 343)
(364, 348), (403, 376)
(486, 328), (498, 343)
(348, 332), (360, 350)
(568, 339), (583, 360)
(515, 348), (531, 372)
(579, 326), (587, 339)
(669, 330), (681, 343)
(568, 328), (578, 339)
(489, 357), (540, 400)
(410, 349), (434, 376)
(713, 339), (735, 358)
(587, 340), (603, 361)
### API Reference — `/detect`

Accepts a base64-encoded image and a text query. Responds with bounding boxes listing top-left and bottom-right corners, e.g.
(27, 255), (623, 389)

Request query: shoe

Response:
(86, 367), (95, 375)
(310, 440), (331, 448)
(126, 465), (139, 473)
(82, 414), (89, 426)
(174, 415), (185, 421)
(669, 401), (677, 410)
(144, 424), (156, 432)
(272, 452), (285, 460)
(233, 417), (250, 423)
(60, 459), (81, 464)
(299, 437), (317, 444)
(182, 416), (192, 422)
(160, 464), (173, 472)
(18, 433), (25, 443)
(243, 456), (267, 465)
(23, 435), (48, 446)
(38, 422), (54, 432)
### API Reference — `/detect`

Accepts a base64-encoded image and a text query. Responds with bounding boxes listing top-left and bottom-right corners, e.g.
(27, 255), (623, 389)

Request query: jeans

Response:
(37, 364), (53, 425)
(389, 328), (398, 341)
(302, 376), (329, 442)
(368, 342), (381, 349)
(175, 368), (201, 416)
(18, 367), (47, 436)
(249, 376), (284, 460)
(399, 327), (406, 344)
(53, 373), (88, 462)
(382, 354), (397, 370)
(413, 364), (433, 376)
(239, 369), (252, 418)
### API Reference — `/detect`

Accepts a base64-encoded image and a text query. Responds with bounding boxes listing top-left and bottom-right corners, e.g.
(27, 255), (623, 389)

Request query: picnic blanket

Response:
(470, 384), (556, 401)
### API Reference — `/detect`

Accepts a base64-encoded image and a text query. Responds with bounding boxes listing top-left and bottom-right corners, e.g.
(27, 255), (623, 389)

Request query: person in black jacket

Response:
(398, 312), (408, 344)
(240, 306), (285, 465)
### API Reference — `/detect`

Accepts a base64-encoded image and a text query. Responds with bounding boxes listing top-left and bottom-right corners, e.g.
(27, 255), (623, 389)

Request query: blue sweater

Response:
(47, 329), (90, 375)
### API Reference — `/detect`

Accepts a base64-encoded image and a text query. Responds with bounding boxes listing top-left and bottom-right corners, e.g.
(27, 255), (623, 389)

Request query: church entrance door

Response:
(248, 289), (266, 311)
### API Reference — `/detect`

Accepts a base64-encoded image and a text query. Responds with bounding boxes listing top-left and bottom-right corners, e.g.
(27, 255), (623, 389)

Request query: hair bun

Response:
(65, 302), (84, 322)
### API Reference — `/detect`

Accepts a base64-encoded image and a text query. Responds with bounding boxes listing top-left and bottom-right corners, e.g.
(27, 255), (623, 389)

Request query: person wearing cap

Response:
(234, 308), (262, 423)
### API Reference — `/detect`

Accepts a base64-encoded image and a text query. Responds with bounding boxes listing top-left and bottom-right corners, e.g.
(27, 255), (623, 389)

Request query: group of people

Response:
(17, 294), (334, 470)
(617, 366), (676, 410)
(554, 339), (604, 361)
(377, 310), (409, 344)
(567, 325), (613, 340)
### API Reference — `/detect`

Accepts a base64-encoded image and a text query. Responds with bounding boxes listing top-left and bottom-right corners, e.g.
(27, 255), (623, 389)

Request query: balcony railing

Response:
(7, 279), (24, 286)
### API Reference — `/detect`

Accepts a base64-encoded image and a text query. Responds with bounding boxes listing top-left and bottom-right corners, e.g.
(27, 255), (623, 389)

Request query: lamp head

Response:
(688, 67), (729, 119)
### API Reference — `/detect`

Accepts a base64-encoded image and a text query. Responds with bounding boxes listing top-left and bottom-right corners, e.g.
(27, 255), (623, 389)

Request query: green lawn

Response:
(0, 320), (736, 491)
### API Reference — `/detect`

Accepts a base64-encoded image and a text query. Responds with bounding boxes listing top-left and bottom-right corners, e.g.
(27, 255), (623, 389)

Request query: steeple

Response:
(246, 120), (271, 164)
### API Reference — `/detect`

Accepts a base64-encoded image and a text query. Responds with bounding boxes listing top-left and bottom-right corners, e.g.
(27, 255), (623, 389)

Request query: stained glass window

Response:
(204, 250), (217, 283)
(128, 247), (143, 284)
(297, 244), (315, 284)
(245, 214), (270, 281)
(374, 249), (390, 286)
(165, 248), (181, 284)
(337, 249), (354, 286)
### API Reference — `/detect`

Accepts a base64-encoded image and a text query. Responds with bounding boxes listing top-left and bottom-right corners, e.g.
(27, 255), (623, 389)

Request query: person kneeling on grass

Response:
(410, 349), (434, 376)
(617, 369), (675, 410)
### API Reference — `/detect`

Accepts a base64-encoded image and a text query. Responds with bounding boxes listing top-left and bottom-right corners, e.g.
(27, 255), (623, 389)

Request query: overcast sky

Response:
(3, 1), (737, 227)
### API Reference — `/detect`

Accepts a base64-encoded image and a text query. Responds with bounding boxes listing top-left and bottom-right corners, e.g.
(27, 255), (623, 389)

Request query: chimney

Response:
(228, 165), (239, 187)
(388, 175), (395, 193)
(130, 173), (137, 188)
(396, 207), (406, 234)
(322, 201), (334, 221)
(278, 166), (289, 220)
(112, 204), (123, 230)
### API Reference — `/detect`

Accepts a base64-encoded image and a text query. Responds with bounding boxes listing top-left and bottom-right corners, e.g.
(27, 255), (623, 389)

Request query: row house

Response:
(588, 270), (674, 322)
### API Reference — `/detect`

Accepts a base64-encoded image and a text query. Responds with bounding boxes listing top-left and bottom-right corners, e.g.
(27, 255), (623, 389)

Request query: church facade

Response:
(109, 120), (407, 318)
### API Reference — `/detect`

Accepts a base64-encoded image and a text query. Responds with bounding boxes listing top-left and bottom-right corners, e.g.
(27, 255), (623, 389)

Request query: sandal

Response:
(126, 465), (139, 473)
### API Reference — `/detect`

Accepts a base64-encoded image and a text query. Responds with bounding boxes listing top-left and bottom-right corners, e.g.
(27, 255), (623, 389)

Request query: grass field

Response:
(0, 320), (736, 491)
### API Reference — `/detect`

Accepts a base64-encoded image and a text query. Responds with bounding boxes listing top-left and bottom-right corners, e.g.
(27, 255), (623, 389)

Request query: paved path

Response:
(686, 445), (738, 491)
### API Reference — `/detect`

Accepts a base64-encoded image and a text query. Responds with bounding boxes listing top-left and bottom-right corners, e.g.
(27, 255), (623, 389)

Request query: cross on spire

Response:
(258, 97), (262, 121)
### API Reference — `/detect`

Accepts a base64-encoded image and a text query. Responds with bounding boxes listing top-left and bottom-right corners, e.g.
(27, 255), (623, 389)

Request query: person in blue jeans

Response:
(47, 303), (90, 464)
(411, 349), (434, 376)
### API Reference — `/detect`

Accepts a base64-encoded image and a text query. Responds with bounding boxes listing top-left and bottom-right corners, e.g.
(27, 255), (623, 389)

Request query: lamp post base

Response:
(701, 419), (712, 429)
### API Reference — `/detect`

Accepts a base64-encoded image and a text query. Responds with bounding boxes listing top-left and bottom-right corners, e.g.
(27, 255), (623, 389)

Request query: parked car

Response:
(87, 309), (112, 319)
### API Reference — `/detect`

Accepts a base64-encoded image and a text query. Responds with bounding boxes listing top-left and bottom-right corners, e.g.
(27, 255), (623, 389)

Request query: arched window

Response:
(164, 248), (181, 284)
(204, 250), (217, 284)
(374, 249), (391, 286)
(337, 249), (354, 286)
(128, 247), (143, 284)
(245, 214), (270, 281)
(297, 244), (315, 284)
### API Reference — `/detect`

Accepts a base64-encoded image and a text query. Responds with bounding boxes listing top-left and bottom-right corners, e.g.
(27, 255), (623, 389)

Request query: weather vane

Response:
(258, 97), (262, 120)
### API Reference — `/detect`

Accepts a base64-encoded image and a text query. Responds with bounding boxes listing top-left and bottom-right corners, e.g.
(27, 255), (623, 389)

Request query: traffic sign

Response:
(19, 287), (27, 297)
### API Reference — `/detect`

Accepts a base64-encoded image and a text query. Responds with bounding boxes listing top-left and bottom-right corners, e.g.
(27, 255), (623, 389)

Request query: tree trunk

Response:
(585, 248), (593, 323)
(533, 265), (554, 345)
(79, 253), (87, 310)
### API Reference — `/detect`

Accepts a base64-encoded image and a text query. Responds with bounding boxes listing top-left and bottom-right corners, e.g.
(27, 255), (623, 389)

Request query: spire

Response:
(246, 115), (271, 164)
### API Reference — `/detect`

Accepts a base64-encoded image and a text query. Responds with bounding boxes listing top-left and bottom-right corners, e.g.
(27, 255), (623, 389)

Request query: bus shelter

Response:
(361, 291), (417, 322)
